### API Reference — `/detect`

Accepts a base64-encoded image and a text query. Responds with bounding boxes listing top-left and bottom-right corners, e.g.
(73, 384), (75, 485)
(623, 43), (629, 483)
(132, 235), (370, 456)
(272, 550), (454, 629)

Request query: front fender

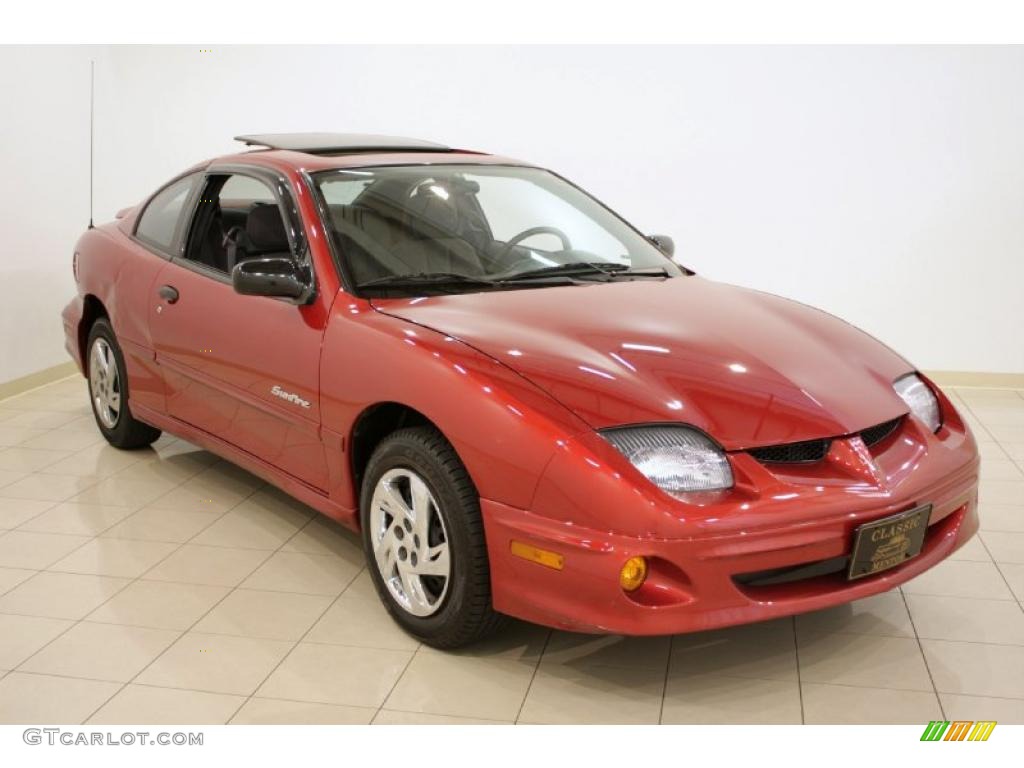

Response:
(320, 303), (592, 510)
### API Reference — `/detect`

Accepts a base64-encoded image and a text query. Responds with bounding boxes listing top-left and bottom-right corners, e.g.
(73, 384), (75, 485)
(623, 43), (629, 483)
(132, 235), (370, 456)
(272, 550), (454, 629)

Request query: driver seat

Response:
(390, 181), (487, 275)
(224, 203), (291, 273)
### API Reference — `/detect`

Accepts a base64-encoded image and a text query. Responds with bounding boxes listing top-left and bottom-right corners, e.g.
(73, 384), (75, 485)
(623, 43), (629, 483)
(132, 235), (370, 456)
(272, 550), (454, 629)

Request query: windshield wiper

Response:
(356, 272), (578, 295)
(500, 262), (670, 281)
(358, 272), (500, 290)
(357, 265), (664, 294)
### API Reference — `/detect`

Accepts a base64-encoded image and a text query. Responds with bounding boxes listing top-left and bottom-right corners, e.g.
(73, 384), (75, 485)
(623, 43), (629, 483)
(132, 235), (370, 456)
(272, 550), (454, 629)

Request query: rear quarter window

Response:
(135, 174), (198, 253)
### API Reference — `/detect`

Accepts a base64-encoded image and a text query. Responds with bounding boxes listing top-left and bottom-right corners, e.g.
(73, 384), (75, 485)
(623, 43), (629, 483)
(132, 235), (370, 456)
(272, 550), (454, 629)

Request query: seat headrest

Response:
(246, 203), (290, 253)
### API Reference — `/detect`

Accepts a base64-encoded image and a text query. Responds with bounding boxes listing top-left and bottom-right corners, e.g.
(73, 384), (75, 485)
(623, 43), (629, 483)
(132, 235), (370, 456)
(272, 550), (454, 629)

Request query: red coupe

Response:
(62, 133), (980, 647)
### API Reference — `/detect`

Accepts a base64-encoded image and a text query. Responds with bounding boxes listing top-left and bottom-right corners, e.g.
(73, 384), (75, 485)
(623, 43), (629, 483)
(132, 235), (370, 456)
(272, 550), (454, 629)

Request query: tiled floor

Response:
(0, 376), (1022, 724)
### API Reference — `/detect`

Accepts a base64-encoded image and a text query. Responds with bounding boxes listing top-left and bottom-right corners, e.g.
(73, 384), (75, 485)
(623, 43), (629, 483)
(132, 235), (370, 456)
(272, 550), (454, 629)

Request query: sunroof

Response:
(234, 133), (451, 155)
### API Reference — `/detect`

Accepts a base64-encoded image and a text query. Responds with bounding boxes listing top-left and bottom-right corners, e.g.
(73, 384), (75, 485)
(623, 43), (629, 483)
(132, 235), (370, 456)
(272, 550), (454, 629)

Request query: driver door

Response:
(148, 169), (330, 490)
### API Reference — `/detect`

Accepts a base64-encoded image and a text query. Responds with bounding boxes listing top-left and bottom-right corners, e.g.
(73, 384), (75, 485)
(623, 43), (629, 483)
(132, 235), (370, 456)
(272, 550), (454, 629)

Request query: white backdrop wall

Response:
(0, 46), (96, 383)
(2, 45), (1022, 385)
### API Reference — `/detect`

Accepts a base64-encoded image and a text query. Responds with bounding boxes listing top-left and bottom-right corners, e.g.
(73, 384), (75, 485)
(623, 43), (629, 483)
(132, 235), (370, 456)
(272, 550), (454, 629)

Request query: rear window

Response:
(135, 174), (198, 252)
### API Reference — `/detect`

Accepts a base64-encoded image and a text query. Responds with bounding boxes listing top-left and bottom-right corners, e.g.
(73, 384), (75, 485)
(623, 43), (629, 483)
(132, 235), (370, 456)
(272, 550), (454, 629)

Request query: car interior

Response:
(327, 175), (500, 284)
(183, 170), (625, 288)
(185, 174), (293, 274)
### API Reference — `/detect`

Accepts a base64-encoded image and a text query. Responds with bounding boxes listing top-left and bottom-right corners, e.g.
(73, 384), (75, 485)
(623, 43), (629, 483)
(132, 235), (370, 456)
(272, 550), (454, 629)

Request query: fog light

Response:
(620, 556), (648, 591)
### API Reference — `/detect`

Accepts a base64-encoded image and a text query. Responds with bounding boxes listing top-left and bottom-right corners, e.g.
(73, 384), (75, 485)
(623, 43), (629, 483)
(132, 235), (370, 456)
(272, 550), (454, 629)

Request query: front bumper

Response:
(483, 399), (980, 635)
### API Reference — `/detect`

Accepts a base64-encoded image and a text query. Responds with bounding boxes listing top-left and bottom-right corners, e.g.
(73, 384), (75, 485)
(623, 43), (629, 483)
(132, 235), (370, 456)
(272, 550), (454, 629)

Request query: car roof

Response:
(214, 133), (530, 174)
(235, 133), (452, 153)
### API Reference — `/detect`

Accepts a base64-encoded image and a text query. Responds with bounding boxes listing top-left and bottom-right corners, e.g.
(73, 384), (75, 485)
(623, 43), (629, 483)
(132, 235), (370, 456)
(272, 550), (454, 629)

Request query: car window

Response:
(320, 176), (372, 206)
(135, 175), (198, 253)
(473, 174), (627, 259)
(219, 174), (276, 204)
(183, 173), (292, 275)
(314, 165), (679, 289)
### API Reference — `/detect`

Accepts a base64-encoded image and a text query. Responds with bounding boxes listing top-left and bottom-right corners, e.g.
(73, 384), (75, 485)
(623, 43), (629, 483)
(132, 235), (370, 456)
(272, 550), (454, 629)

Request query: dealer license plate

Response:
(847, 504), (931, 580)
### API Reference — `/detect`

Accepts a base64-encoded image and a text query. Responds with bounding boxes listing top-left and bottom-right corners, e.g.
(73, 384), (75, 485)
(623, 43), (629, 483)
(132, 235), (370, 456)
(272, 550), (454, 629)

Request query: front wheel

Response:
(360, 426), (504, 648)
(86, 318), (161, 449)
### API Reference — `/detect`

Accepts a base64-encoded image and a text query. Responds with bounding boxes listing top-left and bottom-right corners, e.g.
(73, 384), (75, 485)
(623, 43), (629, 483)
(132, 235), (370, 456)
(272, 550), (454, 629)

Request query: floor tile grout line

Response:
(2, 424), (139, 475)
(222, 561), (370, 724)
(0, 471), (40, 494)
(0, 442), (225, 694)
(900, 589), (1020, 607)
(66, 537), (318, 552)
(70, 474), (271, 724)
(8, 668), (262, 700)
(972, 534), (1024, 617)
(376, 707), (510, 725)
(0, 570), (46, 599)
(3, 378), (456, 720)
(5, 454), (235, 606)
(0, 436), (213, 574)
(369, 615), (425, 725)
(15, 464), (215, 545)
(1000, 444), (1024, 476)
(121, 679), (379, 712)
(12, 663), (989, 703)
(941, 394), (1024, 606)
(0, 480), (103, 526)
(898, 586), (946, 720)
(33, 559), (395, 724)
(13, 502), (138, 537)
(219, 522), (367, 725)
(1, 492), (352, 600)
(960, 395), (1024, 461)
(79, 583), (251, 722)
(711, 674), (952, 696)
(952, 394), (999, 444)
(16, 602), (1024, 654)
(3, 571), (353, 600)
(792, 616), (806, 725)
(658, 634), (675, 725)
(511, 628), (552, 725)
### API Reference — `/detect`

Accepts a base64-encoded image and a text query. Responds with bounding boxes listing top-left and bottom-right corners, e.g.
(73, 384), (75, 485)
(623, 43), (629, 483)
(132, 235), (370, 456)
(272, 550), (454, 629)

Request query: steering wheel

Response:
(497, 226), (572, 267)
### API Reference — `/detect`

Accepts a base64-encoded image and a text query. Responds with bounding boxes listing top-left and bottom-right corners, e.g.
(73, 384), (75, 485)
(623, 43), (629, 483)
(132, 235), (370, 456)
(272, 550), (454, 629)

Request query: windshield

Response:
(312, 165), (683, 293)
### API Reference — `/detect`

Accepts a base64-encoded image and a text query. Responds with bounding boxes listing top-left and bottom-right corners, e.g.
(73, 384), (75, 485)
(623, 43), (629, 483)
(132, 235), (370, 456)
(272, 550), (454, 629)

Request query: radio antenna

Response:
(88, 59), (94, 229)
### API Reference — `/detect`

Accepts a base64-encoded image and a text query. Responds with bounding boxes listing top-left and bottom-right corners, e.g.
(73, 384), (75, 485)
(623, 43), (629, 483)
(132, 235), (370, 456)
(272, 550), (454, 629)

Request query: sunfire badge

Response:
(270, 385), (311, 409)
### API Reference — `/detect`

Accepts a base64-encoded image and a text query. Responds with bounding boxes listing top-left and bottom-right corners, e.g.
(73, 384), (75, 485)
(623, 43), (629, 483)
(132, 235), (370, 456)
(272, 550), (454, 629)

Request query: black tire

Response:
(86, 318), (162, 449)
(360, 426), (505, 648)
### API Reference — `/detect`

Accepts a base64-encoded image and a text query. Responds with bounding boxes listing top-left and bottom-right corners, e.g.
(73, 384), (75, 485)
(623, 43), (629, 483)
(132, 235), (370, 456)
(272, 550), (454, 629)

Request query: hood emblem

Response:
(271, 385), (311, 409)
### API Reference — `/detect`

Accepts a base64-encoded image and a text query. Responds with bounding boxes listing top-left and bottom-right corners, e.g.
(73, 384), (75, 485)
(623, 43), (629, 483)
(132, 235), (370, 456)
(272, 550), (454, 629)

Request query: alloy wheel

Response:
(369, 467), (452, 617)
(89, 337), (121, 429)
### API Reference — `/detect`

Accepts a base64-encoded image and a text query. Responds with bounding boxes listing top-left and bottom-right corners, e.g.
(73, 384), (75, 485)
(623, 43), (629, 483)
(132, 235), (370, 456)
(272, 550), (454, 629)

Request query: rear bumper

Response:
(62, 295), (85, 373)
(483, 452), (979, 636)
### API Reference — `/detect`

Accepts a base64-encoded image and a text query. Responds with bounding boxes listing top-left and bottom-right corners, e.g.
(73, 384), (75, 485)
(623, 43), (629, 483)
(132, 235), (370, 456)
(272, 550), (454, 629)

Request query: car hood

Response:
(371, 277), (912, 449)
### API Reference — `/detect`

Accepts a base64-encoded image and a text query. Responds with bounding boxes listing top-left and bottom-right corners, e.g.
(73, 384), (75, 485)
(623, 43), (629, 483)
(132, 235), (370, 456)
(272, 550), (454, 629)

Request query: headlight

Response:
(893, 373), (941, 433)
(602, 425), (733, 496)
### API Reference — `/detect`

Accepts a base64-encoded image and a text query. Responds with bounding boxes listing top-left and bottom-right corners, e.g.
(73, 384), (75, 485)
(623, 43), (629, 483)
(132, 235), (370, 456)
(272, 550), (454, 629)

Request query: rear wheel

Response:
(360, 426), (504, 648)
(86, 319), (161, 449)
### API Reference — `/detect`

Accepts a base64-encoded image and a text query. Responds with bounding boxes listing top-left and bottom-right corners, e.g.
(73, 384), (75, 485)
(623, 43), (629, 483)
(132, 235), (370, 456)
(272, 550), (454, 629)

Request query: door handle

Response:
(158, 285), (179, 304)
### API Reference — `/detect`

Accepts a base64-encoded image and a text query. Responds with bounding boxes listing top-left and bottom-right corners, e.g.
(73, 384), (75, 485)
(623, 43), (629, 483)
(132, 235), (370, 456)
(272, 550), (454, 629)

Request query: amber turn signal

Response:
(620, 556), (648, 591)
(510, 540), (565, 570)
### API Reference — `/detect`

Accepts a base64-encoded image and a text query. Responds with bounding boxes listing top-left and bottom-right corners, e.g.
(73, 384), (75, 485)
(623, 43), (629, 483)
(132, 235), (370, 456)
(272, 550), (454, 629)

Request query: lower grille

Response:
(734, 556), (848, 587)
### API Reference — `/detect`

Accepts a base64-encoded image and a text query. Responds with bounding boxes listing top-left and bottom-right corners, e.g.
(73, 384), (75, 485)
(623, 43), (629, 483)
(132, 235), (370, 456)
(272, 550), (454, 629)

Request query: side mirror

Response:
(649, 234), (675, 257)
(231, 257), (313, 303)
